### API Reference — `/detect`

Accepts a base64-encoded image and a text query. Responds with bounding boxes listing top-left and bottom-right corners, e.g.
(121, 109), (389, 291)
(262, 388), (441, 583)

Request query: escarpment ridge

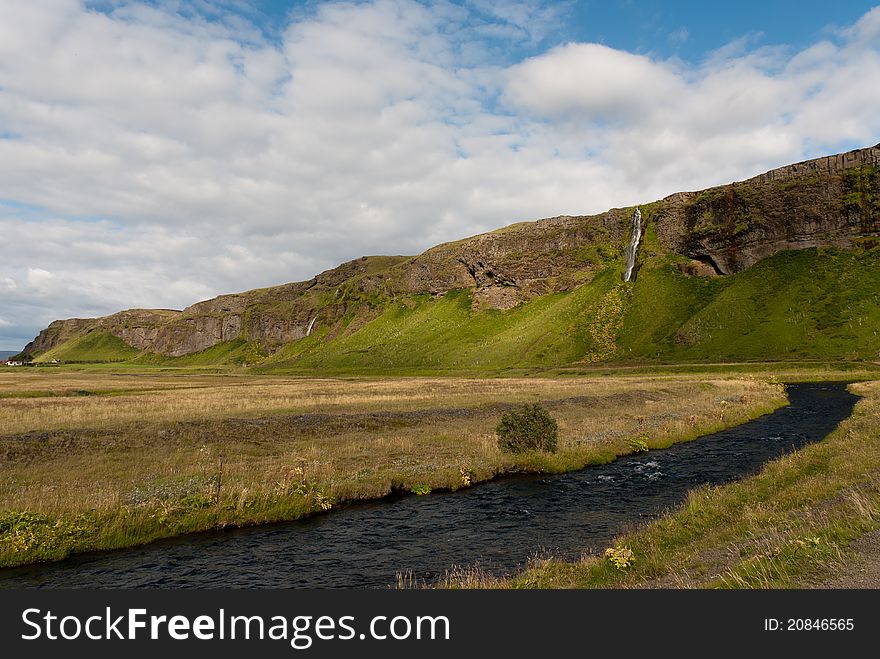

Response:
(21, 144), (880, 366)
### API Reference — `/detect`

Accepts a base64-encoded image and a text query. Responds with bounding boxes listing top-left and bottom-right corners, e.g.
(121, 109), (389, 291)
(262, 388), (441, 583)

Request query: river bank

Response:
(0, 373), (785, 570)
(494, 380), (879, 589)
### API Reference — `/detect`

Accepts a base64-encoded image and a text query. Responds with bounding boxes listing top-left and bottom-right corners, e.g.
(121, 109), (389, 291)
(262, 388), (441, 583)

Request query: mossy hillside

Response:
(32, 331), (140, 364)
(615, 264), (717, 360)
(34, 335), (266, 369)
(19, 145), (880, 366)
(263, 246), (880, 371)
(263, 273), (619, 372)
(842, 164), (878, 229)
(133, 339), (267, 366)
(611, 217), (719, 359)
(33, 245), (880, 371)
(667, 246), (880, 361)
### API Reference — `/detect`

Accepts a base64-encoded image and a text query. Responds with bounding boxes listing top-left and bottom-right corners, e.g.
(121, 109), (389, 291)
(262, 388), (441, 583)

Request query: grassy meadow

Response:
(0, 369), (788, 568)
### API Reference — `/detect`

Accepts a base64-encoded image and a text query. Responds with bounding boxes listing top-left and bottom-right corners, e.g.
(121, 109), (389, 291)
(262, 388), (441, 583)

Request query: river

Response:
(0, 381), (858, 588)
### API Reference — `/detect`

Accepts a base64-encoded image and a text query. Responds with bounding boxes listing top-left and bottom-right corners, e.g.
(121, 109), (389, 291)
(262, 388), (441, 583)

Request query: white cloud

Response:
(25, 268), (57, 293)
(0, 0), (878, 350)
(843, 5), (880, 42)
(503, 15), (880, 193)
(505, 43), (685, 120)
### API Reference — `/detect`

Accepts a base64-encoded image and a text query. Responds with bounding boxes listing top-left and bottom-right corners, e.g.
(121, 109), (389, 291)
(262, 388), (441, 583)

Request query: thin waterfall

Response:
(306, 317), (316, 337)
(622, 207), (642, 282)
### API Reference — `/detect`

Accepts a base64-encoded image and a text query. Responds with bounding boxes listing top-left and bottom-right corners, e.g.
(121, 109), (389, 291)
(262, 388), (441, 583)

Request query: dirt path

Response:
(811, 529), (880, 589)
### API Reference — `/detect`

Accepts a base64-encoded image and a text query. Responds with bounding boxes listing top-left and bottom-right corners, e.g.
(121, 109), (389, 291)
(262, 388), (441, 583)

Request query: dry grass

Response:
(0, 370), (787, 435)
(0, 372), (785, 567)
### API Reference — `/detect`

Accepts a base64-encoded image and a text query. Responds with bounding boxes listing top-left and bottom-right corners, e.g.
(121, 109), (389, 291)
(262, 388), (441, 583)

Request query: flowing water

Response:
(622, 206), (642, 282)
(0, 382), (858, 589)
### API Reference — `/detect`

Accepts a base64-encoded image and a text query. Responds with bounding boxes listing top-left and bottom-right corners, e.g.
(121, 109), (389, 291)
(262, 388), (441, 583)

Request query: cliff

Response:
(21, 144), (880, 362)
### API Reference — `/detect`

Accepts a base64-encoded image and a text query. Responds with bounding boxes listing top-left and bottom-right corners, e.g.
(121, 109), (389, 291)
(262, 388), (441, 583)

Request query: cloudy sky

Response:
(1, 0), (879, 350)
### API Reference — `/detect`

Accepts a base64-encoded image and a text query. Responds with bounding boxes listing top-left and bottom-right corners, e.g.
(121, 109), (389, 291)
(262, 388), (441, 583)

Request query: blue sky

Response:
(561, 1), (875, 60)
(1, 0), (879, 350)
(243, 0), (878, 60)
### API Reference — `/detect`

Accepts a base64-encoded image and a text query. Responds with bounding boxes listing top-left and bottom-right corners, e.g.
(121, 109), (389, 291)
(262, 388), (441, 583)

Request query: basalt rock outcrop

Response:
(655, 146), (880, 274)
(22, 144), (880, 359)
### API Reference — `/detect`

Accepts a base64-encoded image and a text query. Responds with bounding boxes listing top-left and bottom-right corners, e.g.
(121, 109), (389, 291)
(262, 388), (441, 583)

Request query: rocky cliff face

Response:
(22, 145), (880, 359)
(656, 146), (880, 274)
(392, 211), (627, 294)
(23, 318), (97, 356)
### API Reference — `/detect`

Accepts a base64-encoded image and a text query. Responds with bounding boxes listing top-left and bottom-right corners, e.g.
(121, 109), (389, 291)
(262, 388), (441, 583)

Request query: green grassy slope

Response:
(668, 248), (880, 361)
(35, 245), (880, 371)
(32, 331), (141, 363)
(261, 271), (616, 373)
(133, 339), (267, 367)
(33, 333), (265, 368)
(257, 245), (880, 372)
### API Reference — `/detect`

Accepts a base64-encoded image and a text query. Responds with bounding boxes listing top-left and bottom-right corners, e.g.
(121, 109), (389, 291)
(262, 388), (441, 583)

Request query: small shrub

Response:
(496, 404), (558, 453)
(0, 511), (95, 556)
(628, 436), (649, 453)
(604, 546), (635, 570)
(312, 491), (334, 511)
(411, 484), (432, 496)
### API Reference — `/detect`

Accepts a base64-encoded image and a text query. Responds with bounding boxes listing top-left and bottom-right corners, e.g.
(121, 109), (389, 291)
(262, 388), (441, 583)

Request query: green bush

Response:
(496, 403), (559, 453)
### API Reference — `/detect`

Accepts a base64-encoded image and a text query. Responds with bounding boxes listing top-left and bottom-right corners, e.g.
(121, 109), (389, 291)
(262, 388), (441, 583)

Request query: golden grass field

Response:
(0, 370), (780, 432)
(0, 369), (786, 568)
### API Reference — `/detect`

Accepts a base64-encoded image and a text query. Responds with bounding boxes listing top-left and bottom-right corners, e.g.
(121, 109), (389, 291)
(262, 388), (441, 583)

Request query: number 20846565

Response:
(764, 618), (854, 631)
